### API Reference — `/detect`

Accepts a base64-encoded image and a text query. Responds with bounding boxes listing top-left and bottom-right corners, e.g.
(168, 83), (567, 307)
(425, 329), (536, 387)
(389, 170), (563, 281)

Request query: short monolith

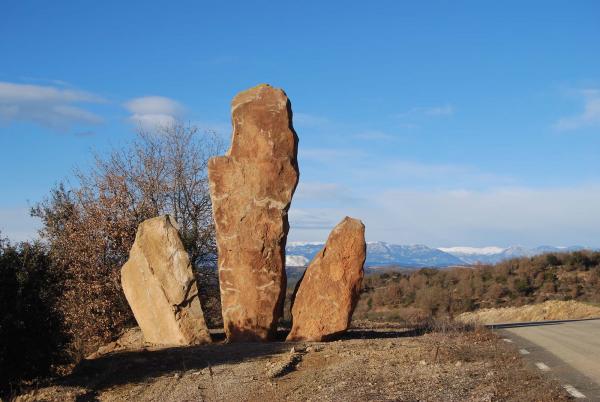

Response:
(287, 217), (366, 342)
(208, 84), (299, 341)
(121, 215), (211, 345)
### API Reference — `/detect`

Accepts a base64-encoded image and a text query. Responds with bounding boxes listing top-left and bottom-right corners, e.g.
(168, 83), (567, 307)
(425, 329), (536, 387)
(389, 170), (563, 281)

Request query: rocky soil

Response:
(13, 322), (570, 402)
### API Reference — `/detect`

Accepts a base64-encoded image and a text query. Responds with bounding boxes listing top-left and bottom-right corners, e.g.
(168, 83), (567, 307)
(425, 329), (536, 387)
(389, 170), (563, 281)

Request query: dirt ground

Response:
(15, 323), (570, 402)
(458, 300), (600, 324)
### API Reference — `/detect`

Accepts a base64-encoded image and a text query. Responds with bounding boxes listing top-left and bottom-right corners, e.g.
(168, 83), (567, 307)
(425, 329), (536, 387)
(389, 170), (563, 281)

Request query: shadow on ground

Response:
(487, 317), (600, 330)
(65, 342), (287, 400)
(59, 327), (422, 401)
(341, 327), (424, 340)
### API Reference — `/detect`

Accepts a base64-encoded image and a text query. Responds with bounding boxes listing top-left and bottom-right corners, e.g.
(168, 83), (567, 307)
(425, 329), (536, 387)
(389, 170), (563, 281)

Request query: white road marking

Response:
(519, 349), (530, 355)
(535, 362), (550, 371)
(502, 338), (513, 343)
(563, 385), (586, 399)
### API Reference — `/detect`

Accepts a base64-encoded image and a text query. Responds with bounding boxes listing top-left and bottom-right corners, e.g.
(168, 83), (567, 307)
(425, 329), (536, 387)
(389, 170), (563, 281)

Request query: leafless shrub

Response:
(32, 123), (224, 357)
(421, 317), (477, 335)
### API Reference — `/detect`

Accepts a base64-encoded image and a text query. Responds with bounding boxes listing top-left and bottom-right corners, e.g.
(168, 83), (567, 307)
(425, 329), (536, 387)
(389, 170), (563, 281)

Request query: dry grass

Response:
(457, 300), (600, 324)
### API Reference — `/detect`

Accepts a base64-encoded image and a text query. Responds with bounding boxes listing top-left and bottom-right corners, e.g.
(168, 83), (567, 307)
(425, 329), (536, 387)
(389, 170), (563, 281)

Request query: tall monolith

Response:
(287, 217), (366, 342)
(121, 215), (212, 345)
(208, 84), (299, 341)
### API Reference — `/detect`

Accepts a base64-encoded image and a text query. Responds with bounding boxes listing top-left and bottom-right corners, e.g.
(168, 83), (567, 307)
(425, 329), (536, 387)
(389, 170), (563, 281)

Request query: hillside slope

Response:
(457, 300), (600, 324)
(356, 250), (600, 323)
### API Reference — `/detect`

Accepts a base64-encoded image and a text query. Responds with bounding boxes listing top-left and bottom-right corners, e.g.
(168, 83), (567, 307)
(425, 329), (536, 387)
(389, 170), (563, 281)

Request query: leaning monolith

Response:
(121, 215), (212, 345)
(208, 84), (299, 341)
(287, 217), (366, 342)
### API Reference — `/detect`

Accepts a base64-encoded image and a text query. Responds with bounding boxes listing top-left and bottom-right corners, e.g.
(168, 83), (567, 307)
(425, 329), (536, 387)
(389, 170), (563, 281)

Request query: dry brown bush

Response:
(32, 124), (223, 358)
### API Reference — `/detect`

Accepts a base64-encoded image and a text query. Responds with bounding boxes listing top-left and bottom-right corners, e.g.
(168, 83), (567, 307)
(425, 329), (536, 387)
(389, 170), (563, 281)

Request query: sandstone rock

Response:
(86, 327), (144, 359)
(287, 217), (366, 342)
(208, 84), (299, 341)
(121, 215), (211, 345)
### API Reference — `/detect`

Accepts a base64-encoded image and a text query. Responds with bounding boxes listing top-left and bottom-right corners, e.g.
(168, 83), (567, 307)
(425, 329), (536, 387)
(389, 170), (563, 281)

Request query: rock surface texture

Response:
(287, 217), (366, 342)
(208, 84), (299, 341)
(121, 215), (211, 345)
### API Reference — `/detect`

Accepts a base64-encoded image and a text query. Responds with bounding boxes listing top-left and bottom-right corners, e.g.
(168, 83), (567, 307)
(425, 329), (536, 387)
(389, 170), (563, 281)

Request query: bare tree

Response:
(33, 123), (224, 357)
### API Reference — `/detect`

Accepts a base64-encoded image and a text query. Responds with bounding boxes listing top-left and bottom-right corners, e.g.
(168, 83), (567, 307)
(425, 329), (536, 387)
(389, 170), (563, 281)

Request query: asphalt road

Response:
(493, 319), (600, 400)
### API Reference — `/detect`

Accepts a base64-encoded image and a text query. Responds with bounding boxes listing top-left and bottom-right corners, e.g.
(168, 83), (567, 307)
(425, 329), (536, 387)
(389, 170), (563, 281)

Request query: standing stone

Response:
(121, 215), (211, 345)
(287, 217), (366, 342)
(208, 84), (299, 341)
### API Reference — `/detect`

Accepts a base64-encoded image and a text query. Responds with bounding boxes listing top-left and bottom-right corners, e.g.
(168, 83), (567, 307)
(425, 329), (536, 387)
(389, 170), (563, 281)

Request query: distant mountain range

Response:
(285, 241), (590, 268)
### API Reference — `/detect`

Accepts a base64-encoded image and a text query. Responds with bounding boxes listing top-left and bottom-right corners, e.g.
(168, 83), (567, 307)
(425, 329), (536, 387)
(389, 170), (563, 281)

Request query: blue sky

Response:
(1, 1), (600, 247)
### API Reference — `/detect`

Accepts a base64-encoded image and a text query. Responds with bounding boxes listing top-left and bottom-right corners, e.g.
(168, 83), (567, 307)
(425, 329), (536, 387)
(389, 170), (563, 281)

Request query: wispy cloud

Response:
(295, 182), (345, 200)
(289, 182), (600, 247)
(298, 142), (514, 191)
(353, 130), (396, 141)
(423, 105), (455, 116)
(293, 112), (331, 129)
(296, 112), (399, 142)
(387, 160), (469, 178)
(395, 104), (455, 119)
(194, 120), (231, 136)
(17, 76), (72, 87)
(341, 157), (514, 191)
(289, 208), (339, 230)
(299, 147), (367, 163)
(0, 81), (104, 130)
(294, 181), (361, 205)
(388, 160), (507, 182)
(554, 89), (600, 131)
(124, 96), (185, 130)
(367, 184), (600, 246)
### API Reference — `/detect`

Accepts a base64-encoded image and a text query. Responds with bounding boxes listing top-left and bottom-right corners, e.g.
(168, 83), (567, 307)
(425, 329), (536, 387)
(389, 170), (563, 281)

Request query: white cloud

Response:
(290, 183), (600, 247)
(124, 96), (185, 130)
(288, 207), (348, 242)
(0, 81), (104, 130)
(366, 185), (600, 247)
(555, 89), (600, 131)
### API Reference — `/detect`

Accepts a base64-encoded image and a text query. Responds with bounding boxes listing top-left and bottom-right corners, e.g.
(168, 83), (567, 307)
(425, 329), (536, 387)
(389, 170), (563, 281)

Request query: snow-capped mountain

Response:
(437, 246), (505, 256)
(365, 242), (464, 267)
(286, 241), (464, 268)
(438, 245), (586, 264)
(285, 255), (309, 267)
(284, 242), (323, 266)
(286, 242), (590, 268)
